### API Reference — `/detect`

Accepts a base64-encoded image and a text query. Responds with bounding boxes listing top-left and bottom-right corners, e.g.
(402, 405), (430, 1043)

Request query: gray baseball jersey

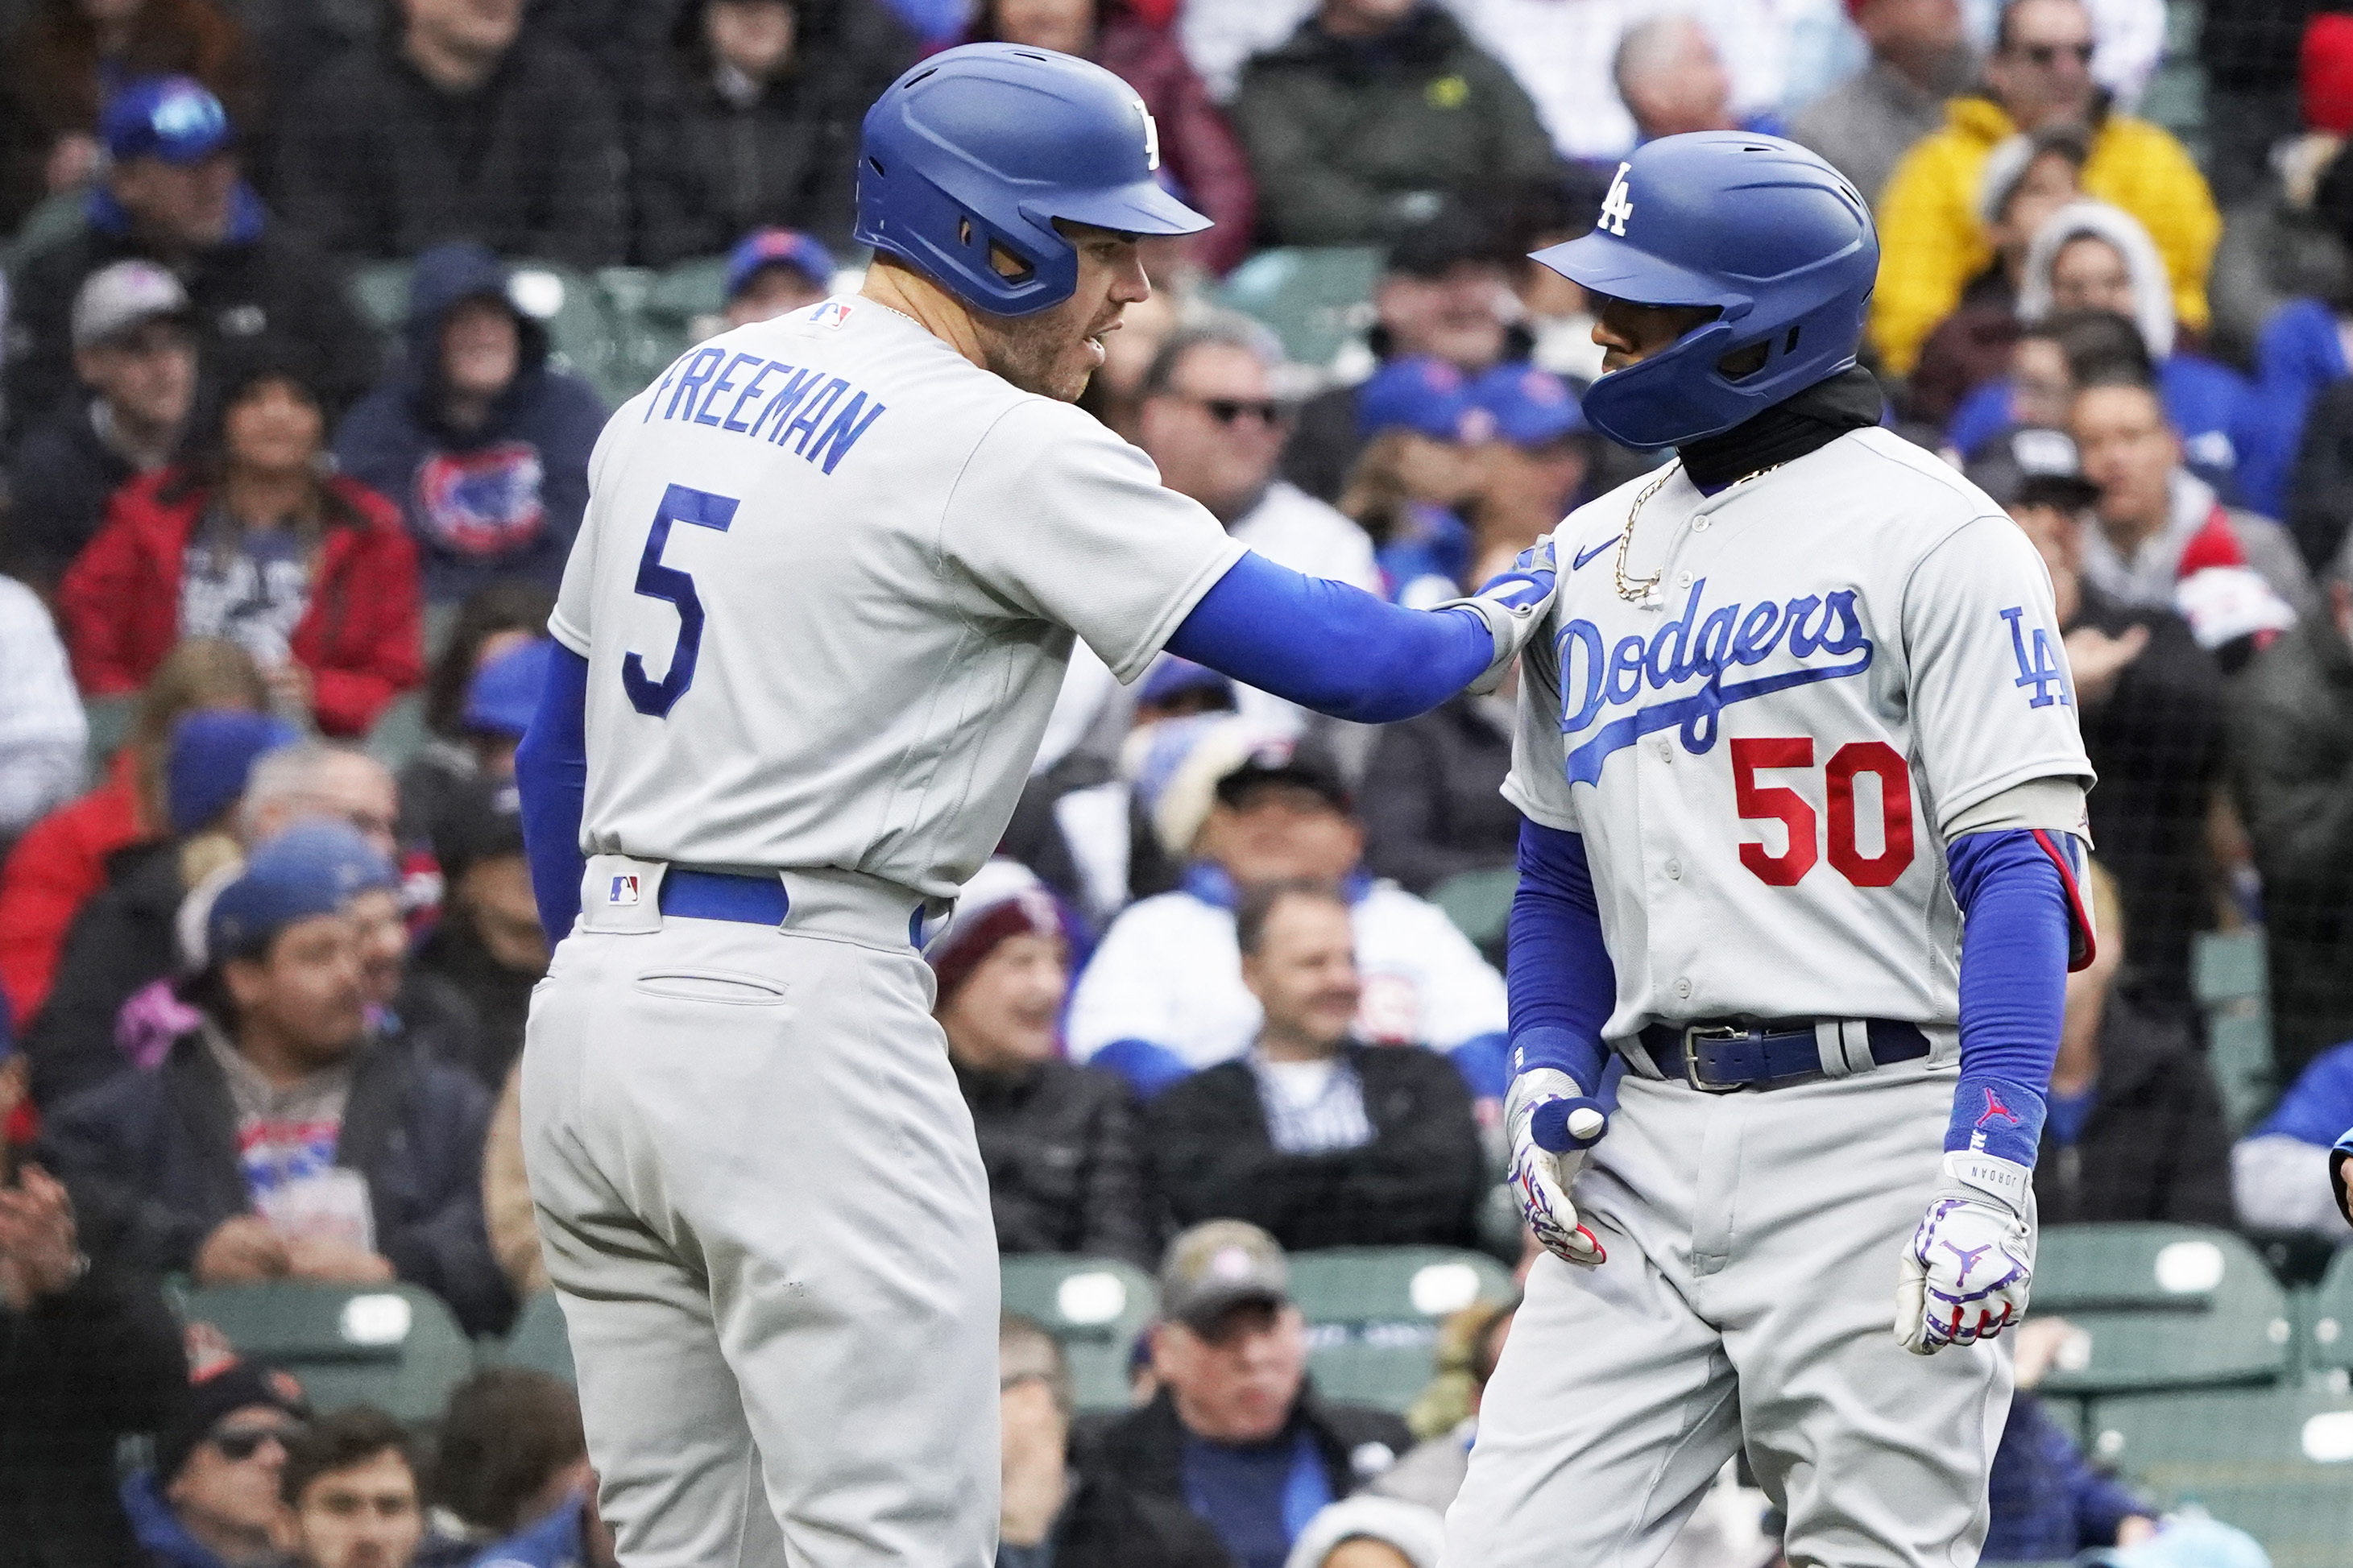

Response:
(550, 296), (1248, 898)
(1505, 425), (2095, 1040)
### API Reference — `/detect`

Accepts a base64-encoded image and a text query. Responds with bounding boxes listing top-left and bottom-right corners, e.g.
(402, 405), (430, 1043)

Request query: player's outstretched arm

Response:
(1897, 826), (2086, 1355)
(515, 643), (590, 942)
(1501, 819), (1617, 1267)
(1163, 545), (1555, 726)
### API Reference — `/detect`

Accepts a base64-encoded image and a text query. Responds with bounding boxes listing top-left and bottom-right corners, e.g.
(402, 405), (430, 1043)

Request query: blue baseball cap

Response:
(205, 822), (397, 966)
(464, 639), (555, 738)
(725, 229), (839, 300)
(1137, 655), (1235, 711)
(102, 77), (232, 165)
(168, 711), (298, 836)
(1356, 356), (1477, 442)
(1469, 363), (1589, 449)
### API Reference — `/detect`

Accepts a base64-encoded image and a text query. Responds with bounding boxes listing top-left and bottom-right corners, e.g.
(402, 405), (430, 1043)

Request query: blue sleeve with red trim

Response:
(1504, 819), (1617, 1094)
(1944, 827), (2091, 1168)
(516, 644), (590, 942)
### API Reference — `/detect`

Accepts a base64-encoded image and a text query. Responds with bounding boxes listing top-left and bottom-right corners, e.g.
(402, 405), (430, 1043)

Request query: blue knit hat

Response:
(1468, 363), (1589, 448)
(167, 712), (298, 836)
(463, 639), (555, 738)
(1356, 356), (1479, 442)
(205, 822), (396, 965)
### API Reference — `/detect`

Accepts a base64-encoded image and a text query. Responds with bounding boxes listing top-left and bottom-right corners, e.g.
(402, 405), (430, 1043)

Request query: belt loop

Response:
(1813, 1020), (1854, 1079)
(1840, 1019), (1874, 1075)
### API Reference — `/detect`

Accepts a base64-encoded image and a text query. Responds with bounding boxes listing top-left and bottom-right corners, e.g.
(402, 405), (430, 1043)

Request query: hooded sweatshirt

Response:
(331, 243), (608, 604)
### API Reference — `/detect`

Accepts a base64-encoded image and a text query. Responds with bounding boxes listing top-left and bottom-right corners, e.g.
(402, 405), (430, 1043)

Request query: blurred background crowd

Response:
(4, 0), (2353, 1562)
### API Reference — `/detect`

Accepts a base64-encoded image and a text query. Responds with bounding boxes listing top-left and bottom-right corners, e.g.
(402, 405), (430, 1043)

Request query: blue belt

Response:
(659, 868), (789, 925)
(1638, 1019), (1929, 1092)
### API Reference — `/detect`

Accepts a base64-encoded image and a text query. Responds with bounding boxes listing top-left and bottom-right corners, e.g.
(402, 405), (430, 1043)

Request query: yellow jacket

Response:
(1869, 96), (2220, 377)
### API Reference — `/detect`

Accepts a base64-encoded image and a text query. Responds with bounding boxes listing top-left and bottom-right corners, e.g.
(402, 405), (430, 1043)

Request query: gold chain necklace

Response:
(1610, 459), (1789, 605)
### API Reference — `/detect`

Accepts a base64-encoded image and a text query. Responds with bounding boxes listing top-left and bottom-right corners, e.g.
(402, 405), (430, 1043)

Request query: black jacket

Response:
(1045, 1469), (1234, 1568)
(38, 1026), (512, 1332)
(275, 37), (627, 269)
(1359, 694), (1518, 896)
(1, 399), (138, 592)
(23, 840), (182, 1112)
(3, 210), (377, 445)
(958, 1057), (1154, 1268)
(2032, 993), (2237, 1228)
(2287, 374), (2353, 575)
(1082, 1386), (1411, 1518)
(412, 917), (534, 1094)
(1146, 1044), (1486, 1252)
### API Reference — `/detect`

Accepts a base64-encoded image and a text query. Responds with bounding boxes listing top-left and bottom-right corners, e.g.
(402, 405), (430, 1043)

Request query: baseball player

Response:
(1447, 134), (2098, 1568)
(509, 46), (1556, 1568)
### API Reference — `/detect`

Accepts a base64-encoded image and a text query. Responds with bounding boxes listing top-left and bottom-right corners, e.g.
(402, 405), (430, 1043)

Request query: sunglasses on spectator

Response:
(1172, 392), (1286, 426)
(2015, 41), (2094, 64)
(211, 1422), (304, 1461)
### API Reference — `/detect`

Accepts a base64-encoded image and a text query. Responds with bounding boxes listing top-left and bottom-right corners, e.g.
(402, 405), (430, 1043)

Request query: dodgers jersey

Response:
(1505, 425), (2094, 1037)
(551, 298), (1248, 899)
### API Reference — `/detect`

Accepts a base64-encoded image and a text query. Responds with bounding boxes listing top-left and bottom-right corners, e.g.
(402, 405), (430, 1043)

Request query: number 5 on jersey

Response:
(1731, 738), (1914, 888)
(623, 484), (740, 718)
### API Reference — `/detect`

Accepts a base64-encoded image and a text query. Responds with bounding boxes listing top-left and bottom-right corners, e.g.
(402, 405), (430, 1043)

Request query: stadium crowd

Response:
(2, 0), (2353, 1562)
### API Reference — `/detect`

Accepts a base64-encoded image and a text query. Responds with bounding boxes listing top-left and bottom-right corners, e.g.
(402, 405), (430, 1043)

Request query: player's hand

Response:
(194, 1215), (291, 1285)
(1895, 1152), (2036, 1355)
(1506, 1066), (1609, 1267)
(1451, 536), (1559, 696)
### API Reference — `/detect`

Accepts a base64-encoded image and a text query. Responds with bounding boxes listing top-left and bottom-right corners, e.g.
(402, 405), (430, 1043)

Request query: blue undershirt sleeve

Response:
(1945, 827), (2087, 1167)
(1165, 551), (1496, 725)
(516, 644), (590, 942)
(1504, 819), (1617, 1094)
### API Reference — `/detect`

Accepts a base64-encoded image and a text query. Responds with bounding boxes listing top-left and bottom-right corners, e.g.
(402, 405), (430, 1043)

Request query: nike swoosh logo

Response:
(1572, 536), (1618, 570)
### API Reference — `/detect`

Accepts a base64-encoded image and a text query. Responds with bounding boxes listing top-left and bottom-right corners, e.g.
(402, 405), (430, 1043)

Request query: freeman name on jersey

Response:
(641, 342), (889, 474)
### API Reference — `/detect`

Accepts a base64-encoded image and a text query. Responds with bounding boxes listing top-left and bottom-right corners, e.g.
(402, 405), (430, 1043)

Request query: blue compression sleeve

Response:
(1945, 828), (2087, 1167)
(516, 644), (590, 941)
(1505, 820), (1617, 1093)
(1166, 551), (1496, 724)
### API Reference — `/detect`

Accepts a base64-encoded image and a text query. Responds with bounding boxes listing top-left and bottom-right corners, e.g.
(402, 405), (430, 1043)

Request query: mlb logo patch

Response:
(609, 874), (640, 907)
(809, 301), (855, 329)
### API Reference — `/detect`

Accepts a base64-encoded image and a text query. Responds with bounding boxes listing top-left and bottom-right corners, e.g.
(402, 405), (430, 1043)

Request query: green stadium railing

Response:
(998, 1256), (1158, 1413)
(173, 1280), (476, 1423)
(1286, 1247), (1516, 1413)
(2032, 1224), (2293, 1396)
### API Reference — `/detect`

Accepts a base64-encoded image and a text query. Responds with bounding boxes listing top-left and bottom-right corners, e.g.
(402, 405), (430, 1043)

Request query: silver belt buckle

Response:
(1682, 1025), (1745, 1093)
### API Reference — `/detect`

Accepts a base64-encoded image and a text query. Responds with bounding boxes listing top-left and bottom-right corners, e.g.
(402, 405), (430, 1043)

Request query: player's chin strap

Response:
(1440, 535), (1559, 695)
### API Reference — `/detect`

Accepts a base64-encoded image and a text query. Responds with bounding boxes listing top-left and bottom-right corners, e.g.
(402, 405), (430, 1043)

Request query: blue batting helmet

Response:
(1532, 133), (1877, 450)
(854, 44), (1210, 316)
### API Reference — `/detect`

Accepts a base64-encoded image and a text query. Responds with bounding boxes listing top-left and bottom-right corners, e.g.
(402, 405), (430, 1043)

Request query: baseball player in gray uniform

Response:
(1444, 135), (2098, 1568)
(510, 45), (1558, 1568)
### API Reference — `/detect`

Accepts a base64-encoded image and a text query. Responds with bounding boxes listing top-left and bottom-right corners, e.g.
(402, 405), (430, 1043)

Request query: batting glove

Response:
(1506, 1066), (1609, 1267)
(1446, 536), (1558, 696)
(1895, 1151), (2036, 1355)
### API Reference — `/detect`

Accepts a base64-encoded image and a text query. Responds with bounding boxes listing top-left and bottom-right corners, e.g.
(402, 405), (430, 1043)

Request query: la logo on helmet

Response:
(1600, 162), (1634, 237)
(1132, 96), (1161, 172)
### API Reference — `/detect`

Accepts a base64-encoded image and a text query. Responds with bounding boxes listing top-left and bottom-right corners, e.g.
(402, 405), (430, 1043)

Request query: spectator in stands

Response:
(1789, 0), (1974, 206)
(998, 1314), (1234, 1567)
(276, 0), (627, 269)
(629, 0), (868, 263)
(2024, 859), (2234, 1224)
(0, 0), (259, 234)
(2198, 0), (2321, 201)
(1357, 677), (1517, 897)
(932, 861), (1152, 1265)
(121, 1359), (312, 1568)
(5, 260), (198, 594)
(1984, 1318), (2156, 1562)
(1975, 428), (2227, 1019)
(719, 229), (837, 329)
(2233, 1038), (2353, 1240)
(2, 77), (378, 441)
(1369, 1299), (1514, 1512)
(396, 584), (553, 846)
(414, 770), (542, 1091)
(39, 822), (510, 1331)
(1282, 1497), (1444, 1568)
(2070, 371), (2314, 633)
(277, 1410), (426, 1568)
(238, 742), (403, 865)
(1870, 0), (2219, 378)
(333, 243), (607, 606)
(0, 569), (87, 845)
(1499, 175), (1606, 383)
(1227, 0), (1558, 250)
(429, 1369), (594, 1556)
(1613, 16), (1771, 144)
(2241, 246), (2353, 540)
(960, 0), (1255, 275)
(1348, 357), (1481, 608)
(1439, 0), (1638, 162)
(1067, 739), (1508, 1095)
(2231, 548), (2353, 1079)
(1145, 880), (1487, 1250)
(0, 1049), (188, 1568)
(1460, 364), (1589, 562)
(23, 708), (292, 1108)
(1090, 1221), (1411, 1568)
(61, 357), (425, 737)
(2289, 375), (2353, 579)
(0, 636), (265, 1028)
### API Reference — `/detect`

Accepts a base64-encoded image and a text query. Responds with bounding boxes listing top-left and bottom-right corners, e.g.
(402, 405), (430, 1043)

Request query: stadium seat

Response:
(2033, 1224), (2293, 1396)
(82, 693), (135, 773)
(2299, 1247), (2353, 1376)
(2079, 1387), (2353, 1568)
(175, 1281), (476, 1422)
(350, 260), (415, 337)
(506, 260), (633, 408)
(1430, 867), (1518, 951)
(1212, 247), (1385, 371)
(491, 1291), (578, 1384)
(1286, 1247), (1516, 1413)
(998, 1256), (1157, 1413)
(2193, 929), (2276, 1132)
(362, 693), (426, 772)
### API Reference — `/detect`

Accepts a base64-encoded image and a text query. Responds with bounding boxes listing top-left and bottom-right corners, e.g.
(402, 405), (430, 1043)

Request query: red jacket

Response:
(0, 749), (147, 1027)
(60, 470), (423, 737)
